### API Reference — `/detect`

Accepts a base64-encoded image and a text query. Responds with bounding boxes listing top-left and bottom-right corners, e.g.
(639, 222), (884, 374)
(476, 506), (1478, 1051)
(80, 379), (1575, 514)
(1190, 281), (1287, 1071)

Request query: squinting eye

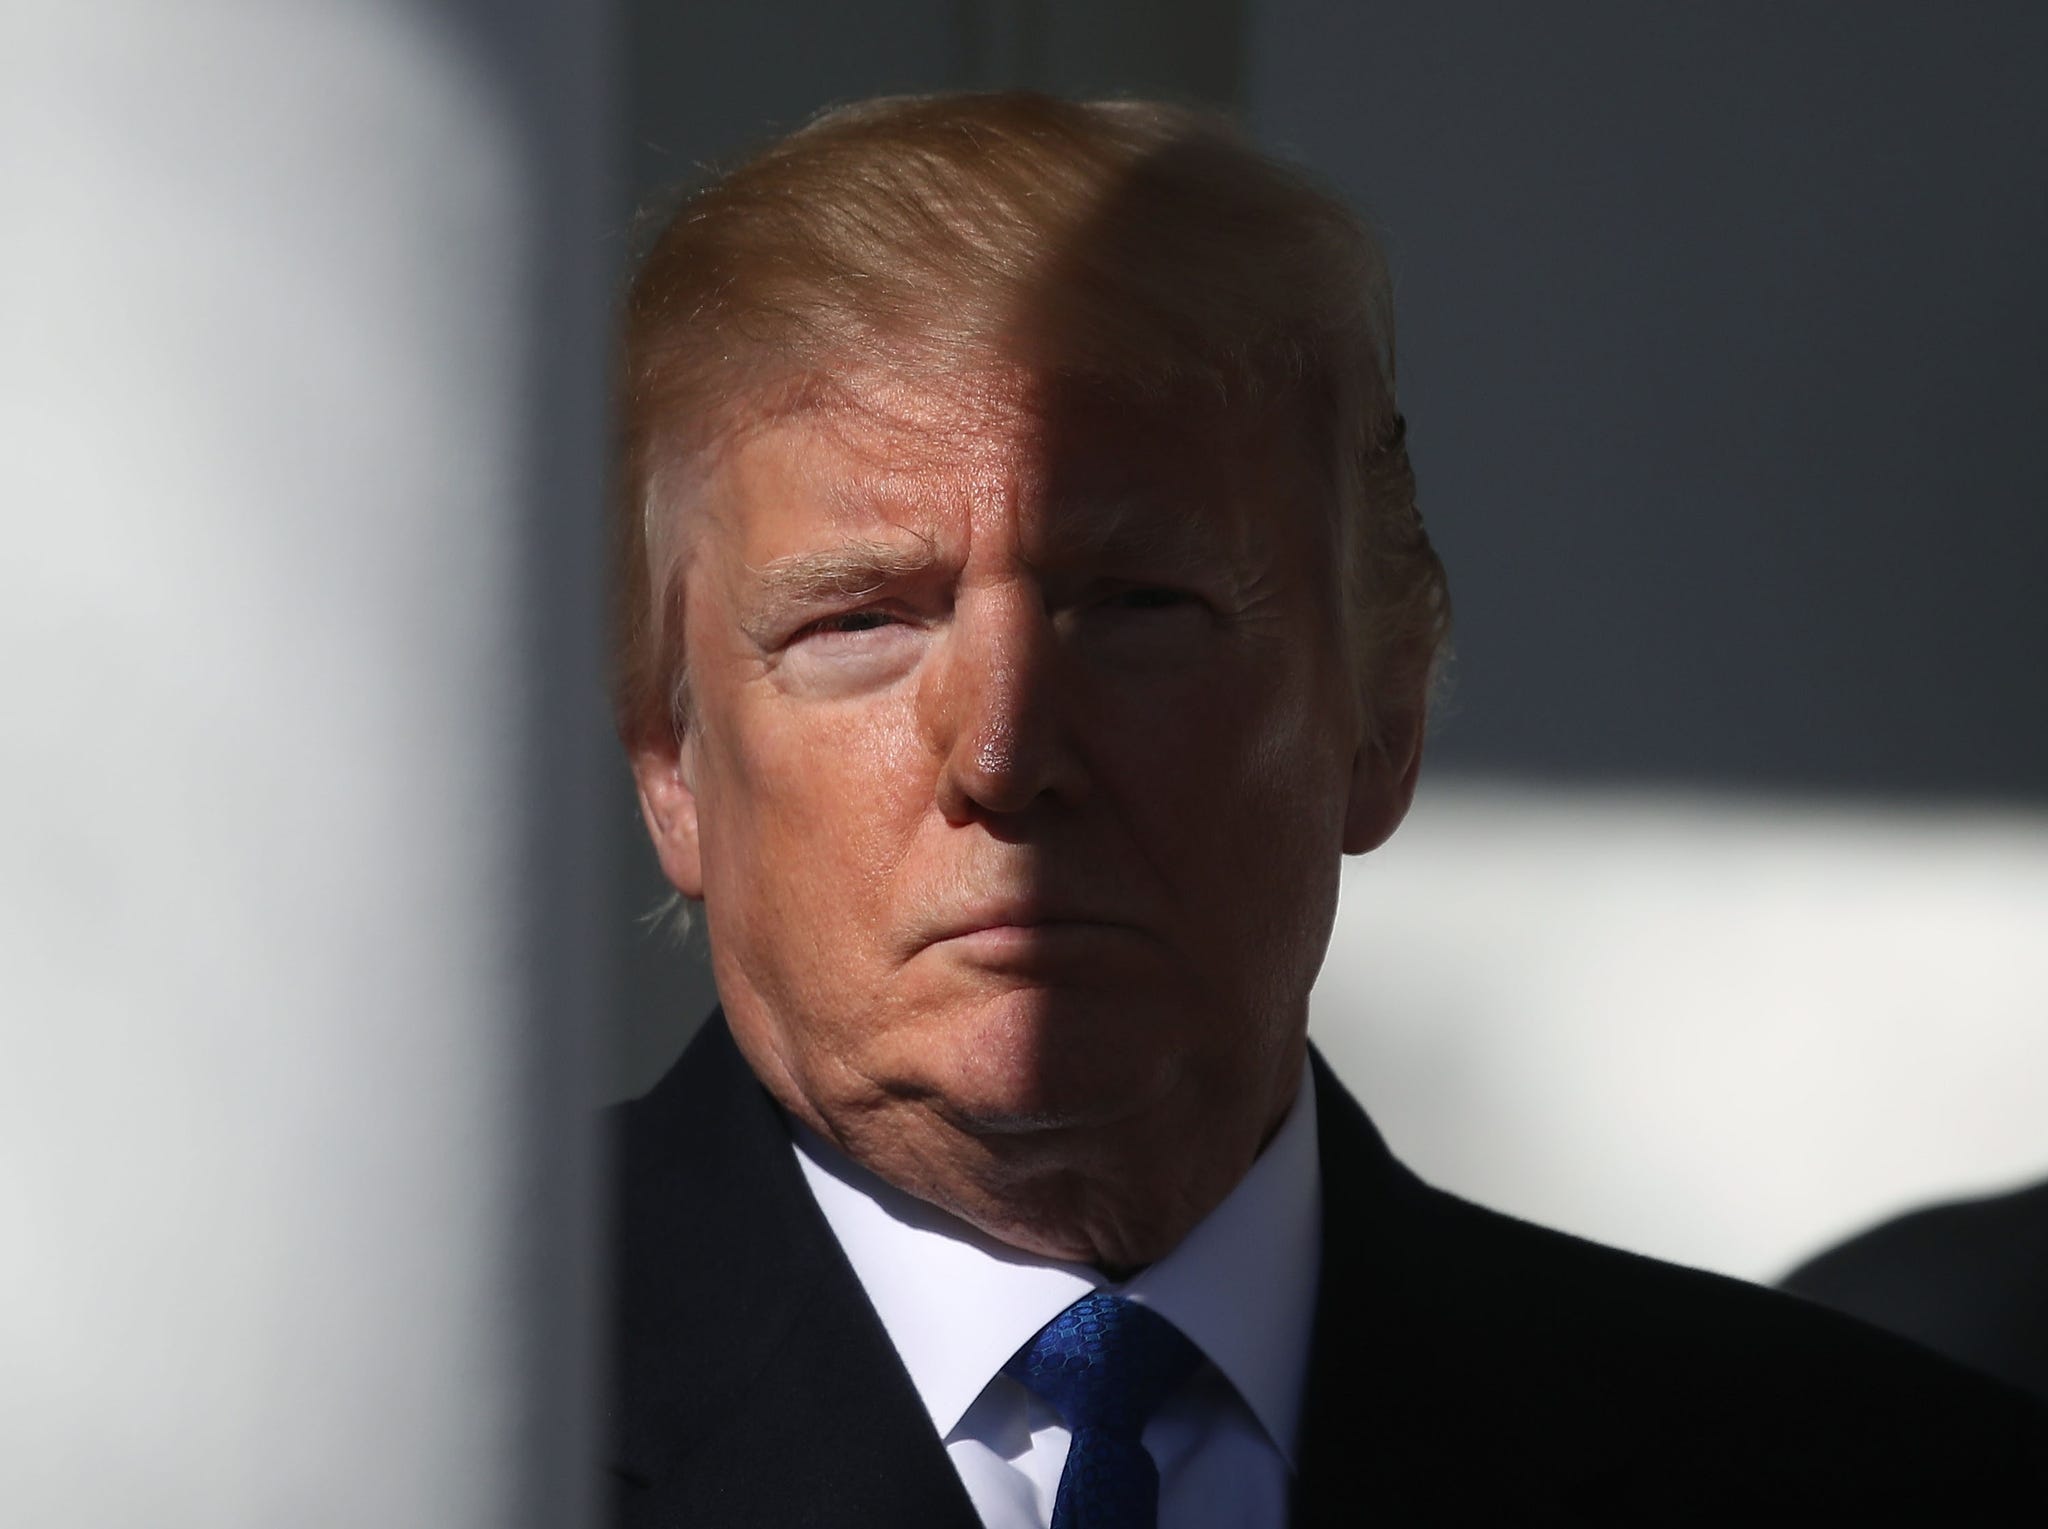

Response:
(803, 610), (898, 637)
(1111, 587), (1196, 611)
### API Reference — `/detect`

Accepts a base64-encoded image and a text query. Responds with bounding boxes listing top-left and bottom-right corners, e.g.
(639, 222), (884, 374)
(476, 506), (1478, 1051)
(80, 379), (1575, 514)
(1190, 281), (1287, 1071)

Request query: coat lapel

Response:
(607, 1014), (981, 1528)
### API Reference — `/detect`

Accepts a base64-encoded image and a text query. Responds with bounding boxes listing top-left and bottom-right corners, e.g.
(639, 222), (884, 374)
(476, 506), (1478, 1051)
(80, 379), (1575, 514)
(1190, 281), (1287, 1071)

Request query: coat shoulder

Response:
(1304, 1061), (2048, 1517)
(1395, 1169), (2048, 1510)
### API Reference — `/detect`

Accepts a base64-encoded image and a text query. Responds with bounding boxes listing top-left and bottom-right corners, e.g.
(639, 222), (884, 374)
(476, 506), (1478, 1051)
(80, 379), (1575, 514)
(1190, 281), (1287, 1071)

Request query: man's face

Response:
(634, 370), (1417, 1265)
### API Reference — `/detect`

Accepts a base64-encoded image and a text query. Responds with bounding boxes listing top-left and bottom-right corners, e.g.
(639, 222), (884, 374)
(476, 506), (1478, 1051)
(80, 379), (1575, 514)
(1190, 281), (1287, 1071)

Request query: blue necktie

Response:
(1005, 1292), (1203, 1529)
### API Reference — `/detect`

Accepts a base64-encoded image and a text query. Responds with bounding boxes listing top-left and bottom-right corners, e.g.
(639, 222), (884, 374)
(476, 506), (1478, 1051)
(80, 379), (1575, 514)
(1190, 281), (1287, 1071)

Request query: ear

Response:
(631, 734), (705, 899)
(1342, 703), (1424, 856)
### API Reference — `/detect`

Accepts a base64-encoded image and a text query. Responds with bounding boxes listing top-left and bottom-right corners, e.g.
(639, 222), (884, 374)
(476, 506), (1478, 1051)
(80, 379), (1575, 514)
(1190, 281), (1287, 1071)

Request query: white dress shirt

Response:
(792, 1063), (1322, 1529)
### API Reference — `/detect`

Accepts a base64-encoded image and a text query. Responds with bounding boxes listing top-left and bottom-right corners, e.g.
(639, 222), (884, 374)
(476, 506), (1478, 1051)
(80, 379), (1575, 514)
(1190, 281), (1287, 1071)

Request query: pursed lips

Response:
(918, 900), (1140, 952)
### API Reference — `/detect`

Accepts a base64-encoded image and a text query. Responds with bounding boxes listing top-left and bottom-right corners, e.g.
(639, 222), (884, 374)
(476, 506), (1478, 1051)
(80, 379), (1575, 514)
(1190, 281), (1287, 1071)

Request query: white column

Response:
(0, 4), (609, 1525)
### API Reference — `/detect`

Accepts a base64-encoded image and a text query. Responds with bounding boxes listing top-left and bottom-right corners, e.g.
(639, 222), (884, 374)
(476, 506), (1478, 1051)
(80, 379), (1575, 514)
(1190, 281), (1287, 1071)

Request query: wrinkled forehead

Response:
(704, 362), (1321, 555)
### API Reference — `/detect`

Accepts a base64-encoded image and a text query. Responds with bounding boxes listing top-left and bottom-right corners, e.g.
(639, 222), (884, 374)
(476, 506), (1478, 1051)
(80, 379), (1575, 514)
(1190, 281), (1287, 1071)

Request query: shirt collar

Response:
(791, 1060), (1322, 1467)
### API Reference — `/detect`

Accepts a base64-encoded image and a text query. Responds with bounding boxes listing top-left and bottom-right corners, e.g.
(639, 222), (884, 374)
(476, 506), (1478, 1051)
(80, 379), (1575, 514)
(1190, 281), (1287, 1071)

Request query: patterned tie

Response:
(1004, 1292), (1203, 1529)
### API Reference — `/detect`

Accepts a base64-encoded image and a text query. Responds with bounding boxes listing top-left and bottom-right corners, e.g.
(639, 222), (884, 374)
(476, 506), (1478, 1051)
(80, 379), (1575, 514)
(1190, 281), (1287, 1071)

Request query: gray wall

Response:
(1253, 1), (2048, 798)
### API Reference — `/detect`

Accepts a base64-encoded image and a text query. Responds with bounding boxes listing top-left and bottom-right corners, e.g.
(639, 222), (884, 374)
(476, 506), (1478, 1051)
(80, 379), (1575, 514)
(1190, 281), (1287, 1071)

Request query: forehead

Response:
(703, 368), (1309, 559)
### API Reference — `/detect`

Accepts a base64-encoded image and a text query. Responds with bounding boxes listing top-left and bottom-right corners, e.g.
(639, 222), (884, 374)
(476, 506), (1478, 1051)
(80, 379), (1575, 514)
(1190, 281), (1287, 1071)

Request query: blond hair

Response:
(613, 90), (1448, 748)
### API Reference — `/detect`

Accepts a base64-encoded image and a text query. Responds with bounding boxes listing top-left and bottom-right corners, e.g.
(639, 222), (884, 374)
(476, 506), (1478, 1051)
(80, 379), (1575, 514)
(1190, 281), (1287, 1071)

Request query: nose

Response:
(923, 582), (1089, 824)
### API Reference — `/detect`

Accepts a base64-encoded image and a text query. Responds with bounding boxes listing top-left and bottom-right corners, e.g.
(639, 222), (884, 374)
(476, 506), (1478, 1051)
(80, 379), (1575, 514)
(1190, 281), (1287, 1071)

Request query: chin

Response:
(918, 986), (1187, 1135)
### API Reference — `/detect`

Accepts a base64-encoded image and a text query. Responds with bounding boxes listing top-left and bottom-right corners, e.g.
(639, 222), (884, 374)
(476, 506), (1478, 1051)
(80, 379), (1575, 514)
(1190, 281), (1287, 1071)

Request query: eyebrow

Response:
(734, 497), (1241, 642)
(1036, 496), (1229, 575)
(738, 536), (942, 640)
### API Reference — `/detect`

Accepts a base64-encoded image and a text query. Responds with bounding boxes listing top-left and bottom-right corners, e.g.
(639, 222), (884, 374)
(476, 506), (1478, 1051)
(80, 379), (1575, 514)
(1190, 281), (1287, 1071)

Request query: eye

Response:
(1107, 585), (1199, 612)
(799, 609), (899, 639)
(777, 605), (922, 695)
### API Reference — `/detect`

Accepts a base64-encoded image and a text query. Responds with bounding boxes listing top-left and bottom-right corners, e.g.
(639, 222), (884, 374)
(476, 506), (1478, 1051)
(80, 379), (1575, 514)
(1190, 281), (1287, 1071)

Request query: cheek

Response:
(1107, 655), (1349, 966)
(1118, 644), (1345, 815)
(698, 690), (931, 917)
(695, 698), (935, 1063)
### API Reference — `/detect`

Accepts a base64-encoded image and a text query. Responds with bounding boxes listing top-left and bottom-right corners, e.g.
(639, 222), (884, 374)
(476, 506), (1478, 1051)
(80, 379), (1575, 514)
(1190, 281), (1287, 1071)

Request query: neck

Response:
(796, 1043), (1307, 1270)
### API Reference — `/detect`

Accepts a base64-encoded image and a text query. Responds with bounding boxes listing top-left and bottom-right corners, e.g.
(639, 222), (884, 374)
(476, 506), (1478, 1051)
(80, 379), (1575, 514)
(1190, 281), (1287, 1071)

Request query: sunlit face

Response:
(633, 370), (1418, 1265)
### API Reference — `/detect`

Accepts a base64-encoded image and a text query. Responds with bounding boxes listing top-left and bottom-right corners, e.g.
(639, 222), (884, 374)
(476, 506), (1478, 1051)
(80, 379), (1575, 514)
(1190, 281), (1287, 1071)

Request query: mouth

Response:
(921, 908), (1146, 968)
(928, 898), (1115, 938)
(943, 916), (1122, 940)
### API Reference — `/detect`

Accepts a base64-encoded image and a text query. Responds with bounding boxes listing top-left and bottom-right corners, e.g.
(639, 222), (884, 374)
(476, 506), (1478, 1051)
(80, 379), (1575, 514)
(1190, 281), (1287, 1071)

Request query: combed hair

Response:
(613, 90), (1448, 750)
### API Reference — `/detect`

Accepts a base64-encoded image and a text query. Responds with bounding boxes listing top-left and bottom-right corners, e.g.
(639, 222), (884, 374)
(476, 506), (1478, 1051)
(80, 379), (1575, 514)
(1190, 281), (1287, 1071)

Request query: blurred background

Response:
(6, 2), (2043, 1524)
